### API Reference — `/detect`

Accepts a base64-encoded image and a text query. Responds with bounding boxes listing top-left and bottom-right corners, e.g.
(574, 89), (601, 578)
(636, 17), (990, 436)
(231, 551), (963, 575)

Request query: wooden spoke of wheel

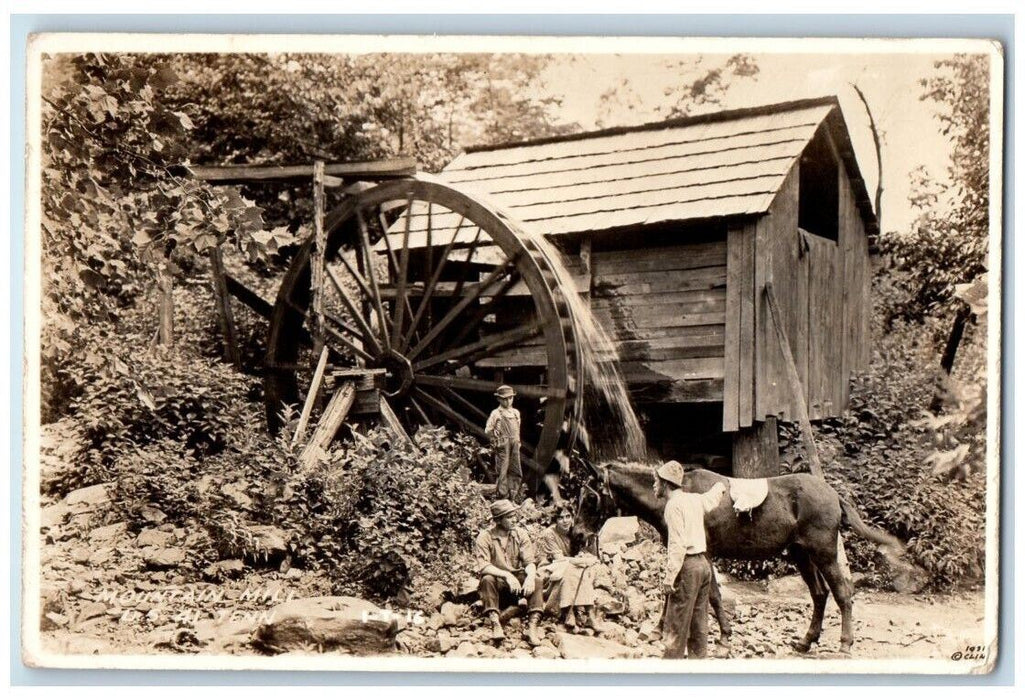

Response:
(409, 396), (432, 426)
(395, 213), (469, 355)
(323, 265), (383, 357)
(414, 374), (566, 401)
(446, 269), (523, 350)
(390, 195), (415, 341)
(446, 225), (486, 312)
(330, 243), (394, 349)
(354, 207), (392, 350)
(283, 297), (376, 363)
(412, 387), (488, 441)
(406, 255), (520, 362)
(413, 322), (543, 373)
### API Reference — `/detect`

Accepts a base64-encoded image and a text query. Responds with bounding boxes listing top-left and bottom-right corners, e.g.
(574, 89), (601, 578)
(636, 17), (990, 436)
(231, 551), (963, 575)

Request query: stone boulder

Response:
(65, 483), (111, 510)
(598, 516), (639, 554)
(254, 596), (400, 655)
(137, 529), (176, 548)
(556, 631), (635, 659)
(89, 522), (127, 544)
(141, 546), (186, 570)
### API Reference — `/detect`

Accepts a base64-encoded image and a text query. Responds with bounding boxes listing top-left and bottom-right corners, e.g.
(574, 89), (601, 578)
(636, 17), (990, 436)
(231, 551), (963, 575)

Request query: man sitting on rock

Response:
(474, 499), (544, 645)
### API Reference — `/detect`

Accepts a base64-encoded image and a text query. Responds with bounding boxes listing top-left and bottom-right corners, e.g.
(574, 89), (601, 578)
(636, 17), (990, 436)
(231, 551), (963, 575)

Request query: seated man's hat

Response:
(490, 499), (520, 519)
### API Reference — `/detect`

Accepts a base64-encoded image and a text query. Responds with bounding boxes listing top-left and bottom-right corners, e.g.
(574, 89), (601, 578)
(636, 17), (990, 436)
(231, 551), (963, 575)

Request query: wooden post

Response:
(379, 396), (415, 449)
(310, 160), (327, 355)
(300, 381), (357, 469)
(764, 282), (823, 478)
(292, 345), (330, 447)
(155, 260), (174, 347)
(731, 417), (780, 478)
(209, 246), (242, 369)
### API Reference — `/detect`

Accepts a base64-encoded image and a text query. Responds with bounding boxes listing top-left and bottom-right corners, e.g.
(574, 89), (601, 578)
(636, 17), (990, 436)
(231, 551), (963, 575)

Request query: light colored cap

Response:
(655, 460), (685, 488)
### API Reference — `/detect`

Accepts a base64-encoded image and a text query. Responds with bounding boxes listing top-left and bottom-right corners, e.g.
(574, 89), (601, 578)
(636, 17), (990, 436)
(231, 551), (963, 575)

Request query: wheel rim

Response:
(264, 175), (580, 482)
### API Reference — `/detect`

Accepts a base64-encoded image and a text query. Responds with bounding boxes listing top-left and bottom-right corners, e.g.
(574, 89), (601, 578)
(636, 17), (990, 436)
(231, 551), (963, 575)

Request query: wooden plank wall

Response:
(591, 240), (727, 401)
(739, 144), (870, 428)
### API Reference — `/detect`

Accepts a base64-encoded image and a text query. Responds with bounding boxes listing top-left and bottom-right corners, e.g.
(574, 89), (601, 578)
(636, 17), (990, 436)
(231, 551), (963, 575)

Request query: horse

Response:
(566, 461), (904, 654)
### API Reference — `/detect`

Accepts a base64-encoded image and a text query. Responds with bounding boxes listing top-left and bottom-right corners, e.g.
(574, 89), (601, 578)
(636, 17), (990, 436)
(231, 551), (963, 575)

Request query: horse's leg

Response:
(707, 560), (732, 639)
(814, 555), (855, 654)
(789, 545), (828, 653)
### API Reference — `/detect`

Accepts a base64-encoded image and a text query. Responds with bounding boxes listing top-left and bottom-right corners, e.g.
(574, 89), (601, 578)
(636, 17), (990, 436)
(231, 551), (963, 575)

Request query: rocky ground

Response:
(36, 482), (986, 662)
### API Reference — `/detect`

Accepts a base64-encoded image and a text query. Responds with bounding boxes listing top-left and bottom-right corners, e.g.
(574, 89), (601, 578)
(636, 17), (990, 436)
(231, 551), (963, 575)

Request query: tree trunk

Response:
(156, 262), (174, 346)
(209, 246), (242, 368)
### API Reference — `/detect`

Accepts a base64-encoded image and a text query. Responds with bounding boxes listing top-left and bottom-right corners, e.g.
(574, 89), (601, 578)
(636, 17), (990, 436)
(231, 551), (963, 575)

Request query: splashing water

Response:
(524, 231), (650, 463)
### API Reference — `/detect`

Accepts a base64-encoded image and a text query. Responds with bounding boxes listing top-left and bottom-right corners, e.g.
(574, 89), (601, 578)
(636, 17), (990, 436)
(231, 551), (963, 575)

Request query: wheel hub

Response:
(375, 348), (414, 399)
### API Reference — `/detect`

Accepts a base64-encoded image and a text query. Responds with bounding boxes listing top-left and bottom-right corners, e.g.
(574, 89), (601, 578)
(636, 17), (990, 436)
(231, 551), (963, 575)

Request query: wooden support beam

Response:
(764, 282), (823, 478)
(183, 157), (417, 184)
(300, 381), (357, 469)
(209, 246), (242, 369)
(379, 396), (415, 450)
(731, 417), (780, 478)
(310, 161), (327, 355)
(292, 345), (330, 447)
(224, 274), (273, 319)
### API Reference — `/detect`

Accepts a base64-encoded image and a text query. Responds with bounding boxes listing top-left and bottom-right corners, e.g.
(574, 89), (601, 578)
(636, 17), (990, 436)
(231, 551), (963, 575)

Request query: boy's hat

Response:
(494, 385), (516, 399)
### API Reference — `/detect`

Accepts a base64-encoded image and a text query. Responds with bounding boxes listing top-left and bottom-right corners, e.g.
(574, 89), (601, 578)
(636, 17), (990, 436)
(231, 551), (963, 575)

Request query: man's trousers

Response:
(662, 553), (712, 659)
(478, 570), (544, 615)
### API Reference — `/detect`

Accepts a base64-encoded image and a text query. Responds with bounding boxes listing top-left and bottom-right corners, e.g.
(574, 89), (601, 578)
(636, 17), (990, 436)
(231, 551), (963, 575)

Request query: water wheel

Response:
(263, 174), (582, 481)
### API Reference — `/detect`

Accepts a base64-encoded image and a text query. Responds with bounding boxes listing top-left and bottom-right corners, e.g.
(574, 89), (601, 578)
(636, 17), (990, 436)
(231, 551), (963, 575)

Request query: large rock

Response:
(624, 586), (648, 622)
(137, 529), (176, 548)
(89, 522), (127, 544)
(598, 517), (639, 554)
(254, 596), (400, 655)
(65, 483), (111, 509)
(556, 632), (635, 659)
(141, 546), (186, 570)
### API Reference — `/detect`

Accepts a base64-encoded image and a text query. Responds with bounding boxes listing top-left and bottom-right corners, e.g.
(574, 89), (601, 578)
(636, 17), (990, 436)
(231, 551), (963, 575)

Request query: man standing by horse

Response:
(655, 460), (727, 659)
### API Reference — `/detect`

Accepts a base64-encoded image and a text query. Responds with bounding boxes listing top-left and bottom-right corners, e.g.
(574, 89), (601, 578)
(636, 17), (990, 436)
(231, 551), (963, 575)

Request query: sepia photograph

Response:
(21, 33), (1002, 674)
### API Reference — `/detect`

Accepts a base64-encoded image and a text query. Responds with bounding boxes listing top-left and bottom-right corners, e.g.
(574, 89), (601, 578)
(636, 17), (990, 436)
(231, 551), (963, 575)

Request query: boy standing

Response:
(485, 385), (522, 502)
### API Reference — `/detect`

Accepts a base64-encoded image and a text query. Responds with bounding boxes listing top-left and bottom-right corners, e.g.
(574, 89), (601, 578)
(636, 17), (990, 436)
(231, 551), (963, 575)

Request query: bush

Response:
(260, 426), (491, 603)
(778, 315), (986, 591)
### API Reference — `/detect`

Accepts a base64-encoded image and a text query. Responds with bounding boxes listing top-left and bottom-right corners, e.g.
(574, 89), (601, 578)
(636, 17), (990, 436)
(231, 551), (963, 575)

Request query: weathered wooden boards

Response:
(185, 157), (416, 184)
(590, 240), (728, 402)
(764, 282), (822, 477)
(299, 381), (357, 469)
(722, 152), (870, 432)
(731, 417), (780, 478)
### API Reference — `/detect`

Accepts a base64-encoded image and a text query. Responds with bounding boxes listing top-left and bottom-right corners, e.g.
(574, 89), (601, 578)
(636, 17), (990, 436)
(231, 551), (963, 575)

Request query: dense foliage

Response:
(877, 54), (990, 327)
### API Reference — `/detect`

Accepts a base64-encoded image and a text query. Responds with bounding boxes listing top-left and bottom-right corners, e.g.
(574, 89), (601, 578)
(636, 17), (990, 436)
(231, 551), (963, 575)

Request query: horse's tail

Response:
(838, 496), (905, 555)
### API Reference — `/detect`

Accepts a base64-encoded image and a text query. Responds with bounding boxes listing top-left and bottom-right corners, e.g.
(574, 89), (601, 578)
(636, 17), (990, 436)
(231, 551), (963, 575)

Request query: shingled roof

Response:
(450, 96), (878, 235)
(382, 97), (877, 248)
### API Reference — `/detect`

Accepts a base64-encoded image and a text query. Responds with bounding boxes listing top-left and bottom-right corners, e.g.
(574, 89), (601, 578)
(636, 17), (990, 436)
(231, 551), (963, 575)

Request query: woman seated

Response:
(537, 507), (601, 630)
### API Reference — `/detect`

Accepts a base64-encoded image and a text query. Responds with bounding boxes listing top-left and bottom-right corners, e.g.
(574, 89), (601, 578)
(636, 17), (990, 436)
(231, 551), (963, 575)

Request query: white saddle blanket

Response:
(725, 477), (769, 513)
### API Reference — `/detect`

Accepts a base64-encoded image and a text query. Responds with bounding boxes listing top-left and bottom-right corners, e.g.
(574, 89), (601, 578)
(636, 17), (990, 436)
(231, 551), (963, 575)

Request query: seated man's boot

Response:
(487, 611), (505, 641)
(525, 611), (543, 646)
(575, 606), (603, 633)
